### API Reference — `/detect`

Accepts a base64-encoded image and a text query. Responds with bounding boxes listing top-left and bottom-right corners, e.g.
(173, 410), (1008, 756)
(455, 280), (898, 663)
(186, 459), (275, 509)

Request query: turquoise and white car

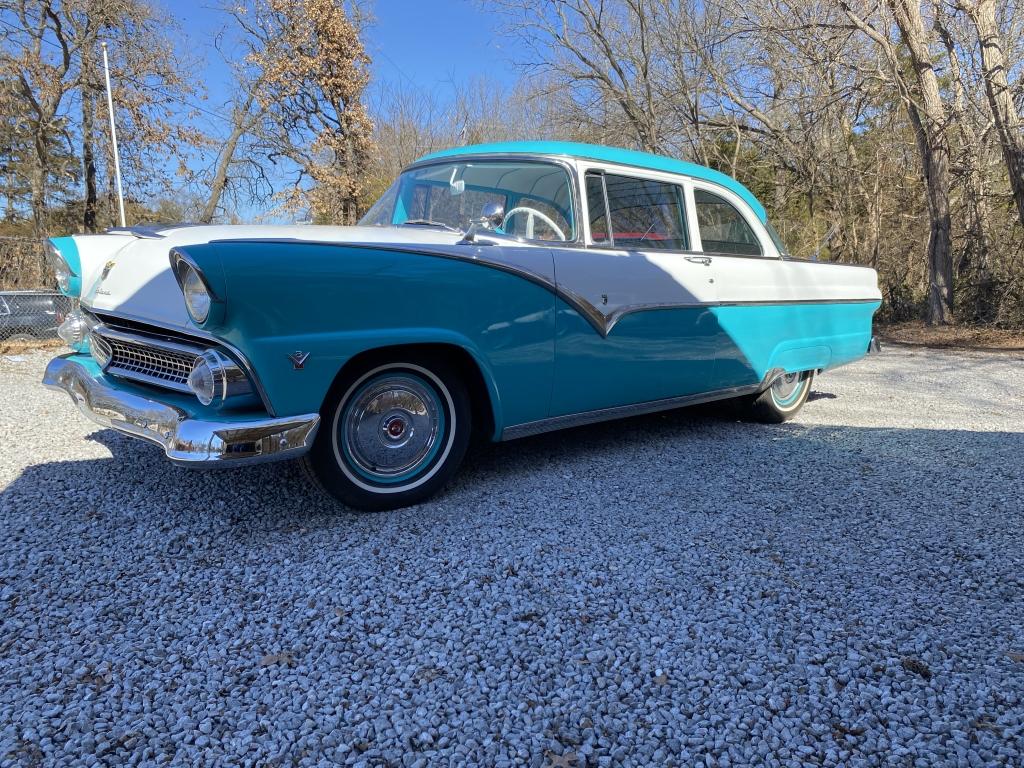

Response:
(43, 142), (881, 510)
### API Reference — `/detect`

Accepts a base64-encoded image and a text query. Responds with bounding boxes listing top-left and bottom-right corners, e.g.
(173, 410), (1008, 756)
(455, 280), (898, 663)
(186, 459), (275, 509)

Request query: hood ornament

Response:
(101, 260), (116, 280)
(288, 351), (310, 370)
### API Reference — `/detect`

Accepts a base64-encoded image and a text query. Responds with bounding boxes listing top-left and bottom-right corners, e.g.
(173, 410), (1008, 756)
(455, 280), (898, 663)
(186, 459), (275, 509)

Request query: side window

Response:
(585, 172), (610, 244)
(603, 174), (688, 250)
(694, 189), (762, 256)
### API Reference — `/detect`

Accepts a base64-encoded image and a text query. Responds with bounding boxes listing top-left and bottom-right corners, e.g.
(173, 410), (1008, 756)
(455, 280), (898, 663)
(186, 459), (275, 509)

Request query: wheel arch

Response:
(323, 342), (501, 442)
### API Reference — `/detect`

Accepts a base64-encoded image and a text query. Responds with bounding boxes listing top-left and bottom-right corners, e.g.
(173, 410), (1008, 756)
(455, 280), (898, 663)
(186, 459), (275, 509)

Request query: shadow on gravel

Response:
(5, 405), (1021, 532)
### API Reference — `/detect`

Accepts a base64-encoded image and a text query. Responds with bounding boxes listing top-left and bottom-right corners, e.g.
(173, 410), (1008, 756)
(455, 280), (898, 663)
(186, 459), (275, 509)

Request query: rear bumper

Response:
(867, 336), (881, 355)
(43, 355), (319, 466)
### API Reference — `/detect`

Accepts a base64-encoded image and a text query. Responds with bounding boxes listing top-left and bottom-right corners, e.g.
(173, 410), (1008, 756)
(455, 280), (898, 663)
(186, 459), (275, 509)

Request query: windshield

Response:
(359, 160), (575, 242)
(765, 219), (793, 257)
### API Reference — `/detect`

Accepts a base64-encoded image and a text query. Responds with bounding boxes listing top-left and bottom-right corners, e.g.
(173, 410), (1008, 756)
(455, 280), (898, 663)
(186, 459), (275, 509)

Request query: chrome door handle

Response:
(685, 256), (712, 266)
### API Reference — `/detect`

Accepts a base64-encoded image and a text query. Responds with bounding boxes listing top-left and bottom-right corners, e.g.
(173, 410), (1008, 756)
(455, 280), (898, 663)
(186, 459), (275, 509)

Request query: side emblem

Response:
(101, 260), (116, 280)
(288, 351), (310, 370)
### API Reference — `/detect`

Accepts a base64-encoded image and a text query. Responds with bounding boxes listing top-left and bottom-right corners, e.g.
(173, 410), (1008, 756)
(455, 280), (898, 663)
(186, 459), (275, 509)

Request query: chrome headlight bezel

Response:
(170, 249), (221, 326)
(45, 241), (76, 295)
(181, 264), (211, 323)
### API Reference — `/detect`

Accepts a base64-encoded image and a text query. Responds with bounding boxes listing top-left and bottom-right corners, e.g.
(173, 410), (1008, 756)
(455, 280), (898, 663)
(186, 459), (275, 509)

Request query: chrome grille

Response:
(91, 327), (202, 392)
(91, 332), (112, 364)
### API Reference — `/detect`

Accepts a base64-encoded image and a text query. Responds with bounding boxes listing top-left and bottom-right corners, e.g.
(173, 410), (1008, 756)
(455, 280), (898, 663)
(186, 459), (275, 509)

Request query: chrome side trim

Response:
(43, 356), (318, 465)
(500, 382), (761, 440)
(205, 238), (602, 337)
(201, 239), (881, 340)
(501, 367), (791, 440)
(715, 298), (881, 307)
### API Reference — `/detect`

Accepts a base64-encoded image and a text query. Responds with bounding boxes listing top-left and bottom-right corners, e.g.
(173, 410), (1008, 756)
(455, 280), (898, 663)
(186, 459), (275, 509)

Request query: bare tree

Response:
(958, 0), (1024, 230)
(839, 0), (955, 324)
(239, 0), (376, 224)
(497, 0), (666, 152)
(0, 0), (206, 233)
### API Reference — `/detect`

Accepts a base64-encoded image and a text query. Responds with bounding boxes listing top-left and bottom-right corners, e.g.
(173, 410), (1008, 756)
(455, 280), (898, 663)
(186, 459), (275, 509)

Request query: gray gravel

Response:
(2, 345), (1023, 767)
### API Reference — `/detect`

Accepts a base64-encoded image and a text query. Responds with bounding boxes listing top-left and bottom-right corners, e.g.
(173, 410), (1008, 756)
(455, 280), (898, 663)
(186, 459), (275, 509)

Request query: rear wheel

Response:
(744, 370), (813, 423)
(304, 357), (471, 511)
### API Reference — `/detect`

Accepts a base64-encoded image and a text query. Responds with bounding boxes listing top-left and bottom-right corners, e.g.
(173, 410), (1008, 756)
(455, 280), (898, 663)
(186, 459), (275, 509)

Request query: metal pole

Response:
(101, 42), (126, 227)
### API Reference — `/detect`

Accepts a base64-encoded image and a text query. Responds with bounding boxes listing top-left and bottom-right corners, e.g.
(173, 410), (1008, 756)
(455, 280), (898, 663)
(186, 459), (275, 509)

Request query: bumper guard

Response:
(43, 356), (319, 465)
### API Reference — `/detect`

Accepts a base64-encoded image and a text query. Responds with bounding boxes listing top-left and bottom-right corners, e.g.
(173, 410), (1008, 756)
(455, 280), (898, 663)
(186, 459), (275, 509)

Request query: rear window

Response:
(694, 189), (762, 256)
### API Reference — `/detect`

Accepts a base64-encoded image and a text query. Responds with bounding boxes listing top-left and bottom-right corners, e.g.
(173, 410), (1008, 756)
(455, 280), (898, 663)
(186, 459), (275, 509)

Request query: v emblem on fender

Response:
(288, 351), (310, 370)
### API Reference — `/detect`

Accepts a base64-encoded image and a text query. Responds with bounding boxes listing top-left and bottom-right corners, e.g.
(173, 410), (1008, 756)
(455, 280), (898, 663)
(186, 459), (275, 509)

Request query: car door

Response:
(688, 183), (795, 388)
(548, 170), (722, 416)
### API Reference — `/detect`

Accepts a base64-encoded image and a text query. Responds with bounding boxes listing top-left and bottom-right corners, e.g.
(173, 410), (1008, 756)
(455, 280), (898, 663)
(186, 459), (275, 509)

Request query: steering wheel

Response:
(502, 207), (567, 241)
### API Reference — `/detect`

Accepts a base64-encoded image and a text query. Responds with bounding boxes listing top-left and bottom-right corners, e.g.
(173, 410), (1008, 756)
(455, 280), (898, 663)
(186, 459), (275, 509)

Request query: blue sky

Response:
(365, 0), (516, 92)
(163, 0), (517, 218)
(175, 0), (516, 141)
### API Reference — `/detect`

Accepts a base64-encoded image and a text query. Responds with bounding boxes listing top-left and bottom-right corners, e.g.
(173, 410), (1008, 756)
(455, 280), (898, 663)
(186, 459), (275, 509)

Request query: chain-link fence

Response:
(0, 290), (74, 343)
(0, 236), (70, 346)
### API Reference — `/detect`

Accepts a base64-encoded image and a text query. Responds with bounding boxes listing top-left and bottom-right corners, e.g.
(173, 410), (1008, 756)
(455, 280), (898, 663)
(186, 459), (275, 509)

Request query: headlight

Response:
(45, 242), (74, 294)
(181, 264), (211, 324)
(187, 349), (252, 406)
(57, 309), (89, 352)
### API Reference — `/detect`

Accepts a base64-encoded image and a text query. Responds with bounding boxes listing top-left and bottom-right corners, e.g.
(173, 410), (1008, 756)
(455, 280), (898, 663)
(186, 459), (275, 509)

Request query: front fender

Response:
(251, 326), (507, 439)
(180, 241), (558, 438)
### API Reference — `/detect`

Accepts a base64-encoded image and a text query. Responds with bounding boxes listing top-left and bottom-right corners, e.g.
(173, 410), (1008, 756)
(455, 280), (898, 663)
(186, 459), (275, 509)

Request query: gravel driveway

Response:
(2, 346), (1023, 767)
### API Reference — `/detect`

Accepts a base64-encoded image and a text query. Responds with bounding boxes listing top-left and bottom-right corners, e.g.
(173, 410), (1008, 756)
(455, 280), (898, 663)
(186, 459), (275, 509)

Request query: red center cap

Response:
(388, 420), (405, 437)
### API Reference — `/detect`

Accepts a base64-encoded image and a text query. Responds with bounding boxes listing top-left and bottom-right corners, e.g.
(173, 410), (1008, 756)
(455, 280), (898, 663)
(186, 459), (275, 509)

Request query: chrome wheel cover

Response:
(341, 375), (441, 481)
(771, 372), (802, 404)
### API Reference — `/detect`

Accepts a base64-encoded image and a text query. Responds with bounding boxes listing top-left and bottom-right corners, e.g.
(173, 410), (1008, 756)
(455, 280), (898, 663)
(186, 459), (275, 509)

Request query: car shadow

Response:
(10, 403), (1018, 539)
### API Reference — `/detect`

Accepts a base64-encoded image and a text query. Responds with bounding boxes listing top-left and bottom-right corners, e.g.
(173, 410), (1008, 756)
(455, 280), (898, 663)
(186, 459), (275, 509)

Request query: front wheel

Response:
(304, 358), (471, 511)
(743, 370), (814, 423)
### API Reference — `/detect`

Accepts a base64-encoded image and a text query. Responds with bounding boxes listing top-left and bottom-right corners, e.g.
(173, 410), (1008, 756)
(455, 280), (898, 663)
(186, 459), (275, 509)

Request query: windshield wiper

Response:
(401, 219), (463, 233)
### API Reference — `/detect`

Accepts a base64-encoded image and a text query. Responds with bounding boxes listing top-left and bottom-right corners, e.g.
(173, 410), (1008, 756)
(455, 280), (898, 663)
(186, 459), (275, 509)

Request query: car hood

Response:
(82, 224), (466, 332)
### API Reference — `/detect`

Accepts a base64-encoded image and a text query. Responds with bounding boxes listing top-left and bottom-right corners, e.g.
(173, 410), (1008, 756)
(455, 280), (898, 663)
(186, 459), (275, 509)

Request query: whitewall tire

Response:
(745, 370), (814, 423)
(305, 357), (472, 511)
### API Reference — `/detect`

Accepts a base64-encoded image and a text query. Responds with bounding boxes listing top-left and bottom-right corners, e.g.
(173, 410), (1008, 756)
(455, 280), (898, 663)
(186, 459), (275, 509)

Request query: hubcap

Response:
(771, 372), (803, 405)
(342, 375), (441, 481)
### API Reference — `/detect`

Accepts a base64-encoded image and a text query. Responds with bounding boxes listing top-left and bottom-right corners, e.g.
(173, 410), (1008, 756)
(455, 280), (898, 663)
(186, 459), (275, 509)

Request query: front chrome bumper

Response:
(43, 356), (319, 465)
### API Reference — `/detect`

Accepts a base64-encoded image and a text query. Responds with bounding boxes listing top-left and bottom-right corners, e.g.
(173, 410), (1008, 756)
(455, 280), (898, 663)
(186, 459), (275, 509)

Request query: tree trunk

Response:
(29, 144), (46, 236)
(199, 91), (258, 224)
(891, 0), (955, 325)
(81, 45), (98, 233)
(965, 0), (1024, 230)
(935, 5), (995, 320)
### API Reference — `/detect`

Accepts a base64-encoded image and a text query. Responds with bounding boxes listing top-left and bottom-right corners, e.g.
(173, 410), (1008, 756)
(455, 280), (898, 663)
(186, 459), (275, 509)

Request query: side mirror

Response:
(480, 201), (505, 229)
